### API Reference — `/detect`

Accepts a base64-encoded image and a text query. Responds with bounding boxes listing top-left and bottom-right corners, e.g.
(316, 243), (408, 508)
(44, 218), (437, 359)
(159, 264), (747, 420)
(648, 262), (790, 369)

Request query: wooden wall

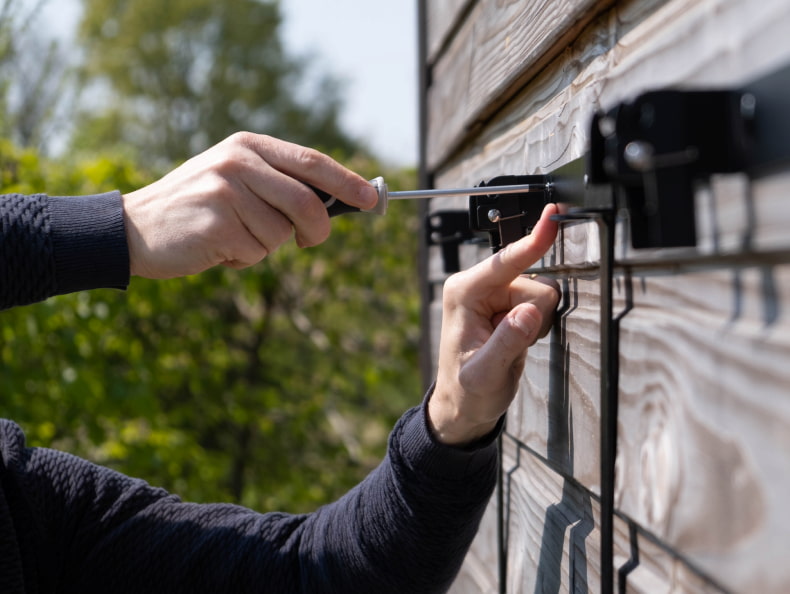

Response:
(418, 0), (790, 592)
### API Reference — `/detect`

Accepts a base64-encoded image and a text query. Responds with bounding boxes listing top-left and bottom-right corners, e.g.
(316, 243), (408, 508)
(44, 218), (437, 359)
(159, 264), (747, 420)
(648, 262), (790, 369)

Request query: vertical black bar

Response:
(597, 210), (617, 594)
(416, 0), (434, 393)
(497, 433), (507, 594)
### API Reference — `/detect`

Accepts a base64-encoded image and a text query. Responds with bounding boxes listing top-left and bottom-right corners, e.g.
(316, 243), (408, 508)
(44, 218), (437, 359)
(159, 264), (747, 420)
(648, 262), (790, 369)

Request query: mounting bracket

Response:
(425, 210), (474, 274)
(468, 175), (553, 252)
(587, 62), (790, 249)
(589, 89), (752, 248)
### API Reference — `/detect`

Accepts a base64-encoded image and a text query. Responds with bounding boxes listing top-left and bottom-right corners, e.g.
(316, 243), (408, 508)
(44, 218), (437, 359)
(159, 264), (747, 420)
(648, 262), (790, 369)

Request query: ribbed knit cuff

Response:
(48, 192), (130, 295)
(393, 387), (503, 482)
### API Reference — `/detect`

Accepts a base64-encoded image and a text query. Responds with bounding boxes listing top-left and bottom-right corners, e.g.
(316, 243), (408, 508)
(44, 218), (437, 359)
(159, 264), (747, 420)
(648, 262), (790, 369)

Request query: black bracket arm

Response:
(425, 210), (475, 274)
(468, 175), (553, 252)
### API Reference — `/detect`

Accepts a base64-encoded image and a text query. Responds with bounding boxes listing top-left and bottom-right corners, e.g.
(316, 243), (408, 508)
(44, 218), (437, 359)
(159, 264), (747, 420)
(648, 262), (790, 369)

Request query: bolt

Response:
(624, 141), (655, 171)
(598, 116), (616, 138)
(488, 209), (502, 223)
(740, 93), (757, 118)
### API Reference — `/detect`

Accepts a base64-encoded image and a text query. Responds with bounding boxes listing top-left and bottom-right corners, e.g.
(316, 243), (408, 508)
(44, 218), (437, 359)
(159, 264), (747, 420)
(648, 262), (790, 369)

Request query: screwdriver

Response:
(313, 176), (550, 217)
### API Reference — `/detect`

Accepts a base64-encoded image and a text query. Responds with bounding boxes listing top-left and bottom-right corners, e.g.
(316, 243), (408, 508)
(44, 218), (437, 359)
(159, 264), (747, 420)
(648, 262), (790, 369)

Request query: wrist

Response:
(427, 387), (500, 447)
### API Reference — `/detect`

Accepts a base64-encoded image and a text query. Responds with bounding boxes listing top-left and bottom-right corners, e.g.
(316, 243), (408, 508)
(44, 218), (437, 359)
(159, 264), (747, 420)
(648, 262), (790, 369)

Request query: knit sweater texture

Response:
(0, 191), (498, 593)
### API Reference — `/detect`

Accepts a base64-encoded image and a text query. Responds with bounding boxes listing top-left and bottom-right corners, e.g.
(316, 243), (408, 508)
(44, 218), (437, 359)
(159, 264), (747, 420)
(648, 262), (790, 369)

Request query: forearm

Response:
(0, 192), (129, 310)
(295, 400), (500, 592)
(8, 400), (498, 593)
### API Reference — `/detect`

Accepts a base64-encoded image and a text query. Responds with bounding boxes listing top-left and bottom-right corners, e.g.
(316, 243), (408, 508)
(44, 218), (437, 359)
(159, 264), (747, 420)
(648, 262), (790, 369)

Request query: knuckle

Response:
(539, 282), (562, 309)
(227, 130), (256, 146)
(293, 146), (325, 172)
(209, 145), (246, 179)
(204, 170), (237, 199)
(442, 272), (468, 303)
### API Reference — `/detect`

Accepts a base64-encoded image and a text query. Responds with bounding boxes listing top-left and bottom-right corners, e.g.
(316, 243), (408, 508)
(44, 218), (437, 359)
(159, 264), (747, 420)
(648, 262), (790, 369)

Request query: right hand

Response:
(122, 132), (378, 279)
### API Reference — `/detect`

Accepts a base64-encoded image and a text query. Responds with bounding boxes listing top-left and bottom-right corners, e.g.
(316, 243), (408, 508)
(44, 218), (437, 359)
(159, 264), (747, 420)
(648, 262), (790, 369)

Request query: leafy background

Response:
(0, 0), (421, 513)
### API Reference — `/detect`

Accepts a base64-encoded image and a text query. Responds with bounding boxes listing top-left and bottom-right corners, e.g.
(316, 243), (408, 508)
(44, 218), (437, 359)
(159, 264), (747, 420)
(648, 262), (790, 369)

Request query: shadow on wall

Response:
(536, 277), (595, 593)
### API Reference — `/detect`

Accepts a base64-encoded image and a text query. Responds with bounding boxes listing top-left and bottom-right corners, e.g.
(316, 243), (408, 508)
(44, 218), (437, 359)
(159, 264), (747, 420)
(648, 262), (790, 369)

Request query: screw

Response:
(740, 93), (757, 118)
(598, 116), (616, 137)
(488, 209), (502, 223)
(624, 141), (655, 171)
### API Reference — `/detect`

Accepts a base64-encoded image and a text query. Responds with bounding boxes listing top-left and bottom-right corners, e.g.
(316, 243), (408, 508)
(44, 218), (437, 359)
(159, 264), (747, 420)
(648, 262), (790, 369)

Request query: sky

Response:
(280, 1), (418, 166)
(39, 0), (419, 167)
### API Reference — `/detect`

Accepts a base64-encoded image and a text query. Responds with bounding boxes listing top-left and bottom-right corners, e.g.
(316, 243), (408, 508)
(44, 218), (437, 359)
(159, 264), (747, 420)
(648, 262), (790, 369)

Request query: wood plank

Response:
(500, 437), (607, 593)
(425, 0), (472, 62)
(445, 263), (790, 592)
(447, 484), (500, 594)
(615, 266), (790, 592)
(424, 0), (790, 590)
(615, 519), (727, 593)
(507, 275), (606, 493)
(426, 0), (617, 169)
(496, 438), (724, 592)
(430, 0), (790, 175)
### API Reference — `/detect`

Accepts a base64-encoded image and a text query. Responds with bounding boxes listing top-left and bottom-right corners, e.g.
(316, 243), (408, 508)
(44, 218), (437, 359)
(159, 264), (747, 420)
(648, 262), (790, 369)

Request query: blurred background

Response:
(0, 0), (421, 512)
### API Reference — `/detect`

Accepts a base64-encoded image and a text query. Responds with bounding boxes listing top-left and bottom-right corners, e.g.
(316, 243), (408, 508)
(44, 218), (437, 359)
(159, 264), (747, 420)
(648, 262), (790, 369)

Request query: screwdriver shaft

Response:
(387, 183), (548, 200)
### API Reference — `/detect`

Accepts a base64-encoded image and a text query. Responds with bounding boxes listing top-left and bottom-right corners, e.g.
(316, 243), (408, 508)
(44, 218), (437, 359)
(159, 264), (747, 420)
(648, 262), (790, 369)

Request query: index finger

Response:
(251, 135), (378, 210)
(473, 203), (559, 288)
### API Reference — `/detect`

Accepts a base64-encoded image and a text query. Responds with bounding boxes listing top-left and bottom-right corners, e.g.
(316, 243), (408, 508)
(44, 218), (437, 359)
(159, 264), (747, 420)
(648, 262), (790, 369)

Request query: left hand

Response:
(429, 203), (560, 446)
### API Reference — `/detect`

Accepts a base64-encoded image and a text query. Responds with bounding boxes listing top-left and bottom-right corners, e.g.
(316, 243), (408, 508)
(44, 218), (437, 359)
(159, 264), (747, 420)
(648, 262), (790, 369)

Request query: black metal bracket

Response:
(589, 89), (752, 248)
(588, 61), (790, 249)
(469, 62), (790, 253)
(425, 210), (475, 273)
(468, 175), (553, 252)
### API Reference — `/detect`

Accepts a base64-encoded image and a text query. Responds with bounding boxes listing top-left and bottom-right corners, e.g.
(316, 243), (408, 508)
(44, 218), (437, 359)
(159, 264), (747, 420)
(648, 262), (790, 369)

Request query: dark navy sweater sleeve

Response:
(0, 403), (499, 593)
(0, 192), (129, 309)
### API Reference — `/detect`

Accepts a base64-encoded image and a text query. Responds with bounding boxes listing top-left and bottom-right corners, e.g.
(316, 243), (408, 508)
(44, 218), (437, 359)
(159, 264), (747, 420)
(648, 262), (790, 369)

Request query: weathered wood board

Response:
(500, 437), (725, 593)
(420, 0), (790, 591)
(615, 266), (790, 593)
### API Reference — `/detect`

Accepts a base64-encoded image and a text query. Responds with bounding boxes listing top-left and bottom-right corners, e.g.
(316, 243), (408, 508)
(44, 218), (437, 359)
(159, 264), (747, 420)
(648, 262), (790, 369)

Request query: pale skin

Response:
(122, 132), (561, 447)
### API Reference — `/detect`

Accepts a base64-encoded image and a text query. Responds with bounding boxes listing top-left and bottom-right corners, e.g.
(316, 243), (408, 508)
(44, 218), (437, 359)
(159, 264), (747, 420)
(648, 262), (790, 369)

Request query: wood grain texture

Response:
(500, 437), (607, 593)
(615, 266), (790, 592)
(507, 276), (605, 492)
(430, 0), (790, 175)
(426, 0), (616, 169)
(614, 520), (727, 593)
(494, 438), (725, 592)
(425, 0), (473, 61)
(447, 484), (500, 594)
(421, 0), (790, 590)
(434, 250), (790, 592)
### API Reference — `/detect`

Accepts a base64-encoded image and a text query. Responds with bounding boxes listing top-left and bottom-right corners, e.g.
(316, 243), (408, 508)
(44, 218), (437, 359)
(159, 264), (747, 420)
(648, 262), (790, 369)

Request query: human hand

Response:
(122, 132), (378, 279)
(429, 203), (560, 446)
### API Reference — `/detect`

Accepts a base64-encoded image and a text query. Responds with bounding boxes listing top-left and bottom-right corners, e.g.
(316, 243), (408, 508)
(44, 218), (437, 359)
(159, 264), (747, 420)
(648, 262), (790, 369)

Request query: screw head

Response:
(624, 141), (655, 171)
(488, 209), (502, 223)
(740, 93), (757, 118)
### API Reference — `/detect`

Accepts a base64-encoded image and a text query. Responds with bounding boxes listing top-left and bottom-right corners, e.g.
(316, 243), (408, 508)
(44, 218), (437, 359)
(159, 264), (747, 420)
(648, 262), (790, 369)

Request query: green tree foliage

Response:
(0, 0), (421, 513)
(1, 141), (421, 512)
(0, 0), (73, 151)
(74, 0), (360, 165)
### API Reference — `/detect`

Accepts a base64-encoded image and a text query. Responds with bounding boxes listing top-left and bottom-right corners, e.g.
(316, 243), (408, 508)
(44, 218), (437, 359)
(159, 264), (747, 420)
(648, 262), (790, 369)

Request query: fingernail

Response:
(361, 184), (378, 208)
(512, 307), (537, 337)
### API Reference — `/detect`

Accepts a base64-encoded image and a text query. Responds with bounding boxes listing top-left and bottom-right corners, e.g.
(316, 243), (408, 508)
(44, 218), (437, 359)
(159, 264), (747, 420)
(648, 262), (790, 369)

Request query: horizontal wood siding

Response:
(615, 266), (790, 592)
(426, 0), (618, 170)
(421, 0), (790, 591)
(425, 0), (471, 61)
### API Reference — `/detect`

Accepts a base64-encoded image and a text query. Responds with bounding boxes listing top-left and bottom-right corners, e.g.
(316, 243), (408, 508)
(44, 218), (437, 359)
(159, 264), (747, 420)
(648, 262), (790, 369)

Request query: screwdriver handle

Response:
(310, 176), (388, 217)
